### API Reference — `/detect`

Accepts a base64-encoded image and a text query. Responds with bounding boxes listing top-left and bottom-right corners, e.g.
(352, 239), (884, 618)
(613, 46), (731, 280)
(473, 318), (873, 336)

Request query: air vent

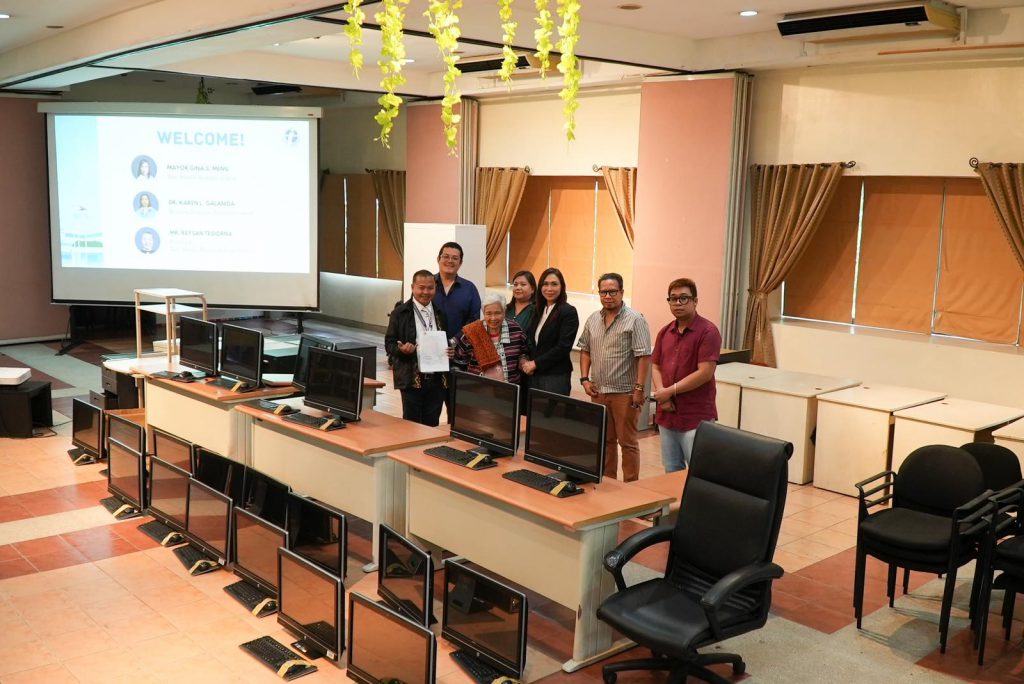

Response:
(778, 1), (960, 43)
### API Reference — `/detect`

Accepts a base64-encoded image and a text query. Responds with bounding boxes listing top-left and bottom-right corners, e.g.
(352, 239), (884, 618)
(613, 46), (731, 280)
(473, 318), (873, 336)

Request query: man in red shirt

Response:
(650, 278), (721, 471)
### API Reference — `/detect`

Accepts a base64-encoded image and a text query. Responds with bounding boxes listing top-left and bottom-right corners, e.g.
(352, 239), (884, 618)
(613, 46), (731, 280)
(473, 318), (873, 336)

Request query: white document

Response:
(417, 331), (451, 373)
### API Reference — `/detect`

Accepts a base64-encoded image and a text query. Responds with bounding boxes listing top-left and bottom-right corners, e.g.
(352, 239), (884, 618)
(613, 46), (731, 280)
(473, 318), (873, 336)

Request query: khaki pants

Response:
(592, 392), (640, 482)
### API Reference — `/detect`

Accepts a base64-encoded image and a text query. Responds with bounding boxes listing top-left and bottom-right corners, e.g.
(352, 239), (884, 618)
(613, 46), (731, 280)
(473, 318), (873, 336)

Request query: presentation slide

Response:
(44, 104), (320, 309)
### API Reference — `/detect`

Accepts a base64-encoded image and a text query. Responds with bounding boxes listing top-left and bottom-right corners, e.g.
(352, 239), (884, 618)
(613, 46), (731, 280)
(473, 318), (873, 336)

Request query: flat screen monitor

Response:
(450, 370), (520, 457)
(193, 446), (245, 503)
(347, 592), (436, 684)
(71, 398), (103, 457)
(148, 456), (189, 533)
(524, 388), (606, 485)
(304, 347), (363, 422)
(294, 333), (333, 391)
(377, 524), (433, 628)
(219, 323), (264, 387)
(241, 468), (291, 528)
(107, 438), (146, 511)
(442, 560), (529, 679)
(277, 547), (344, 662)
(233, 506), (288, 596)
(152, 428), (193, 473)
(179, 316), (218, 376)
(107, 413), (144, 454)
(185, 478), (231, 564)
(286, 494), (347, 579)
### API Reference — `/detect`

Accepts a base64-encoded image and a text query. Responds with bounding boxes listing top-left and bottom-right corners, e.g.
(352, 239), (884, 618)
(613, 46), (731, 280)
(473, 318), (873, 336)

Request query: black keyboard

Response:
(225, 580), (276, 616)
(173, 544), (220, 575)
(502, 469), (583, 497)
(249, 399), (297, 416)
(210, 376), (252, 391)
(451, 649), (510, 684)
(424, 445), (497, 469)
(240, 636), (317, 680)
(137, 519), (185, 546)
(100, 496), (141, 519)
(283, 412), (346, 431)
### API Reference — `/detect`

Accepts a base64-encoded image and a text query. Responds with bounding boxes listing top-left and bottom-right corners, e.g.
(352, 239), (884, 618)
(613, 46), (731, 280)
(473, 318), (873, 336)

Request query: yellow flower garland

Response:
(375, 0), (410, 148)
(426, 0), (463, 153)
(556, 0), (581, 141)
(498, 0), (518, 85)
(534, 0), (554, 77)
(343, 0), (366, 76)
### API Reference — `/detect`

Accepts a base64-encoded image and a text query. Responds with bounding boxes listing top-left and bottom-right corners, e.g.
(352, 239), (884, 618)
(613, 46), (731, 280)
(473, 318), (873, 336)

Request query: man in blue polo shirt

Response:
(433, 241), (481, 343)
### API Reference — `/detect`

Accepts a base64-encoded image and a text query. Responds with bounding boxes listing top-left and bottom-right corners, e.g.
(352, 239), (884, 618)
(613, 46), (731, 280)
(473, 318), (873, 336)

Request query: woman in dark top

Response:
(521, 267), (579, 397)
(505, 270), (536, 333)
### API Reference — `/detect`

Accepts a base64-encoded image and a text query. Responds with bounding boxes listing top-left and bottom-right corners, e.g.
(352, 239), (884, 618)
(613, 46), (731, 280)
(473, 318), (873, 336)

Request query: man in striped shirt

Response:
(578, 273), (652, 482)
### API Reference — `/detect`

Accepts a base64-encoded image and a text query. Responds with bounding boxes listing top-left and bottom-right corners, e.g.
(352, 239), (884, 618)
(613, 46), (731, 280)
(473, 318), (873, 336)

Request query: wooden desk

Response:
(239, 406), (447, 570)
(813, 384), (945, 496)
(739, 371), (859, 484)
(388, 441), (673, 672)
(632, 470), (687, 526)
(714, 363), (783, 428)
(993, 420), (1024, 475)
(892, 398), (1024, 471)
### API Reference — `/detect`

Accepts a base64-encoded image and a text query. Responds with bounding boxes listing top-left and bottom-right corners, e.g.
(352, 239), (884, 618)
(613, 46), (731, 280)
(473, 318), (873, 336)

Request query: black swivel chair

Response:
(596, 422), (792, 684)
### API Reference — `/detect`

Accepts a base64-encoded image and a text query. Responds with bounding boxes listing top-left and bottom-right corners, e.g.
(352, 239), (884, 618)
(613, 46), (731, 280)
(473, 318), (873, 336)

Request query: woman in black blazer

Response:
(521, 267), (579, 397)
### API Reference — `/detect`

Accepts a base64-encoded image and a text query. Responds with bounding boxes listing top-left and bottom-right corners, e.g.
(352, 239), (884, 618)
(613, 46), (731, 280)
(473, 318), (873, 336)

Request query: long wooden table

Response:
(237, 405), (447, 571)
(388, 441), (673, 673)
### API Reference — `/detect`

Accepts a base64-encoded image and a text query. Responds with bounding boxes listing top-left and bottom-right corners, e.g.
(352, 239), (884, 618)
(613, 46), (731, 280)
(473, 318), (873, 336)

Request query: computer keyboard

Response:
(502, 469), (583, 497)
(100, 496), (141, 519)
(248, 399), (297, 416)
(173, 544), (220, 575)
(224, 580), (276, 616)
(424, 445), (497, 470)
(451, 649), (510, 684)
(240, 636), (317, 680)
(137, 519), (185, 547)
(283, 412), (346, 431)
(209, 376), (252, 391)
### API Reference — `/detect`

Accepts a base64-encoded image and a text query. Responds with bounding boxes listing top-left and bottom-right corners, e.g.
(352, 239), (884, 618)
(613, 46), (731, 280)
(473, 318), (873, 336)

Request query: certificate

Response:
(417, 331), (450, 373)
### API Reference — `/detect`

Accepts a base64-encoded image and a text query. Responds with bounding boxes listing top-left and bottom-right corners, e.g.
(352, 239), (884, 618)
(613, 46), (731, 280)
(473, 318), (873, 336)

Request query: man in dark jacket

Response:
(385, 270), (451, 427)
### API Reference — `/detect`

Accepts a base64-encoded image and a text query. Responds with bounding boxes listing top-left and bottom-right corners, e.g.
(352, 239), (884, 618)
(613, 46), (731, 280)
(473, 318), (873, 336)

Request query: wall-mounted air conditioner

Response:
(778, 1), (960, 43)
(459, 51), (563, 78)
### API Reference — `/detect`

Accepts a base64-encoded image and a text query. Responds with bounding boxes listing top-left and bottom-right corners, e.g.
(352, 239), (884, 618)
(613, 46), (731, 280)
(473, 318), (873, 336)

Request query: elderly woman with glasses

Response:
(453, 292), (528, 384)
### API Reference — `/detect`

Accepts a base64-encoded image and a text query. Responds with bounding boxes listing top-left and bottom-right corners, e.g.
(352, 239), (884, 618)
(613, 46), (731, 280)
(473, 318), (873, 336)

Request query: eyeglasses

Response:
(598, 289), (622, 297)
(667, 295), (694, 304)
(439, 255), (461, 262)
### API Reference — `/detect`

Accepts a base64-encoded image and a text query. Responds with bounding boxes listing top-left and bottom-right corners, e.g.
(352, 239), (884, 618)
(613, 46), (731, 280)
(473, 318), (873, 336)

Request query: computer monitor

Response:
(219, 323), (264, 388)
(524, 388), (607, 485)
(185, 478), (232, 565)
(286, 494), (347, 579)
(233, 507), (288, 596)
(152, 428), (193, 473)
(192, 446), (245, 503)
(147, 456), (189, 534)
(241, 468), (291, 528)
(441, 560), (529, 679)
(303, 348), (363, 422)
(450, 370), (520, 457)
(179, 316), (218, 376)
(346, 592), (436, 684)
(277, 547), (344, 662)
(71, 398), (103, 458)
(107, 413), (144, 454)
(294, 333), (333, 391)
(377, 524), (434, 628)
(107, 438), (146, 512)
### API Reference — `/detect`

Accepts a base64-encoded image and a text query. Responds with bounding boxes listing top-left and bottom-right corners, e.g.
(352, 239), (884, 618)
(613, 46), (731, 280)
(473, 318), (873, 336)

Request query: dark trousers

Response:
(531, 372), (572, 397)
(400, 378), (446, 427)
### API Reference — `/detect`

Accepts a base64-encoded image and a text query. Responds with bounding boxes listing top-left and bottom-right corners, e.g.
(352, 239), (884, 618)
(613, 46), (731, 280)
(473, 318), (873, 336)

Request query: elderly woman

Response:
(453, 292), (528, 384)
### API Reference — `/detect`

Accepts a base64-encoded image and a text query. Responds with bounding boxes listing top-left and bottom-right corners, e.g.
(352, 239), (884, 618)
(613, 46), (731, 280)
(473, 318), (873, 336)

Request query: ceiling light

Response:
(273, 43), (280, 46)
(0, 13), (11, 20)
(739, 10), (758, 17)
(617, 3), (642, 10)
(400, 58), (416, 64)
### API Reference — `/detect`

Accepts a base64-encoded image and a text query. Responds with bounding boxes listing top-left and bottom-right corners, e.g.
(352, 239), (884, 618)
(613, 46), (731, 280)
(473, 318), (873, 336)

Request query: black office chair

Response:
(596, 422), (792, 684)
(960, 442), (1023, 492)
(974, 485), (1024, 665)
(854, 445), (990, 653)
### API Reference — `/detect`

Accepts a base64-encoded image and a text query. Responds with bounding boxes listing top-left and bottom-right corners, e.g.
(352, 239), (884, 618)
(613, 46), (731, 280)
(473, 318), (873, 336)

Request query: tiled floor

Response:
(0, 317), (1023, 682)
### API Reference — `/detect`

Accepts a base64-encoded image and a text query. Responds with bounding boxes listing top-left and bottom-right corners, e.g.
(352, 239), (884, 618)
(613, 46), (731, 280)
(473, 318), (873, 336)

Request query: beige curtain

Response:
(974, 162), (1024, 270)
(475, 167), (529, 266)
(743, 163), (846, 366)
(599, 166), (637, 248)
(370, 169), (406, 258)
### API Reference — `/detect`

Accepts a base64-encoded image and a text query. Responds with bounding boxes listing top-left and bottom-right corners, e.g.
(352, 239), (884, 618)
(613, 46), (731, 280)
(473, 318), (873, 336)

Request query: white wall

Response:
(478, 87), (641, 175)
(320, 104), (406, 173)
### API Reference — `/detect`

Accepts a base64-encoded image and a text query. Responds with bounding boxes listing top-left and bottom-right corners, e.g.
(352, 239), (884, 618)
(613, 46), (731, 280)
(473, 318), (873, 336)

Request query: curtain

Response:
(743, 163), (846, 366)
(475, 167), (529, 267)
(370, 169), (406, 259)
(599, 166), (637, 248)
(974, 162), (1024, 270)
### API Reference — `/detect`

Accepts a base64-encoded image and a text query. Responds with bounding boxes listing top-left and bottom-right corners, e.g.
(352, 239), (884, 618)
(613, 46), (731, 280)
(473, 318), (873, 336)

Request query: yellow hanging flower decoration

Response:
(498, 0), (518, 85)
(556, 0), (581, 141)
(375, 0), (410, 148)
(426, 0), (463, 154)
(343, 0), (366, 76)
(534, 0), (554, 77)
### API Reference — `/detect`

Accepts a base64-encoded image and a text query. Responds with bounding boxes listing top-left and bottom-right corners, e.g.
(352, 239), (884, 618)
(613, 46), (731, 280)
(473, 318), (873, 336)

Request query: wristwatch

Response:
(633, 383), (644, 391)
(579, 376), (590, 385)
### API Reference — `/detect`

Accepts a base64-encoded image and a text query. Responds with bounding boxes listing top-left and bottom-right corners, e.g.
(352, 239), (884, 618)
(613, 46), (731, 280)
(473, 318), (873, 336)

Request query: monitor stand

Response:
(289, 637), (325, 661)
(467, 446), (491, 457)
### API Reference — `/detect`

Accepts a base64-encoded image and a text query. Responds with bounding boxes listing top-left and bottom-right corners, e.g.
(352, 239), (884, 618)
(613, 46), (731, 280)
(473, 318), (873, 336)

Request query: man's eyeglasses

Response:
(598, 289), (622, 297)
(439, 254), (461, 262)
(667, 295), (694, 305)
